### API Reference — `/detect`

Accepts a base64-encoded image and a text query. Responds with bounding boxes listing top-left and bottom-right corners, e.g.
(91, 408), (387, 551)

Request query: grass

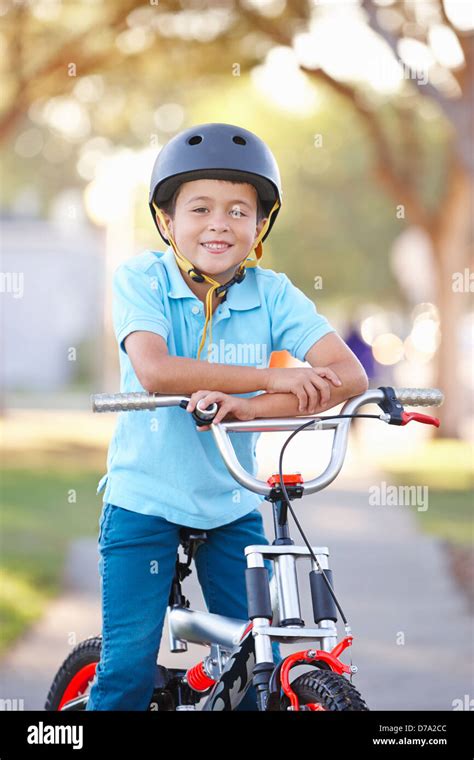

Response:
(377, 438), (473, 547)
(413, 490), (473, 546)
(0, 410), (113, 655)
(0, 465), (103, 657)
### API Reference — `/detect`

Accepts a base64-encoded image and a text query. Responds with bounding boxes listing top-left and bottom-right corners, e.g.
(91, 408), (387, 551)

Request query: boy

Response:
(87, 123), (368, 711)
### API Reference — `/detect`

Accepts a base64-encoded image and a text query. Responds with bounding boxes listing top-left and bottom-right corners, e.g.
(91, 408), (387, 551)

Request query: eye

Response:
(192, 207), (208, 213)
(230, 207), (246, 218)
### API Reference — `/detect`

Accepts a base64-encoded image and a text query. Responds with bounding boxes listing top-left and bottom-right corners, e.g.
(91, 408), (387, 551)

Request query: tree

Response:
(1, 0), (471, 435)
(244, 0), (473, 438)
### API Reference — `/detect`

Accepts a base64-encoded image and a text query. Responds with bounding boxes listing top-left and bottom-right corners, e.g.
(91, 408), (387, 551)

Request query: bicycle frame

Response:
(91, 386), (443, 711)
(166, 541), (342, 711)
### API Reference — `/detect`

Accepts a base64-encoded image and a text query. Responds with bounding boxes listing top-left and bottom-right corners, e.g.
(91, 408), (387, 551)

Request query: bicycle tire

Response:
(280, 669), (369, 711)
(45, 636), (102, 711)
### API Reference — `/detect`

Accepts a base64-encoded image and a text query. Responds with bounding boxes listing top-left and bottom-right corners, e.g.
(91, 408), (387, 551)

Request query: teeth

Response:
(202, 243), (230, 250)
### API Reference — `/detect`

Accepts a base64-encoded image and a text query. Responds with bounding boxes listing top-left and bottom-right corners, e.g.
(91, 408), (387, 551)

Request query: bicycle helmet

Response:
(149, 122), (282, 360)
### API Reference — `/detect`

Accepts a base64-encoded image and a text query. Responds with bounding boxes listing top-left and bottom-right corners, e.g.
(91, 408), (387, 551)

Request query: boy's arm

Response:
(124, 331), (346, 409)
(248, 333), (369, 419)
(124, 331), (271, 394)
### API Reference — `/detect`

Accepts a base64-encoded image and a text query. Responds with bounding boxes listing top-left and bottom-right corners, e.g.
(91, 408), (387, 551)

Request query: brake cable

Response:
(277, 413), (382, 631)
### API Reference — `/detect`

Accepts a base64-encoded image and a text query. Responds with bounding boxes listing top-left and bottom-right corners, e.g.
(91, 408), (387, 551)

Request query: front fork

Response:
(246, 545), (354, 711)
(278, 636), (355, 711)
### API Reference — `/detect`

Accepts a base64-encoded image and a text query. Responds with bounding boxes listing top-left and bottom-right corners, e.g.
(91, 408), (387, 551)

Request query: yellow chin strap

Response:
(152, 198), (280, 361)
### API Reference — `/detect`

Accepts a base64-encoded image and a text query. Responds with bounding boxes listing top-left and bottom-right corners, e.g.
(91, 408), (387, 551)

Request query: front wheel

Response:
(280, 670), (369, 711)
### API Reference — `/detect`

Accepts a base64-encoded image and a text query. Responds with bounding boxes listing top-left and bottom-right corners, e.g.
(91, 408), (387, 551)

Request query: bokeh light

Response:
(443, 0), (474, 32)
(252, 46), (320, 113)
(372, 333), (404, 365)
(428, 24), (465, 69)
(42, 97), (91, 142)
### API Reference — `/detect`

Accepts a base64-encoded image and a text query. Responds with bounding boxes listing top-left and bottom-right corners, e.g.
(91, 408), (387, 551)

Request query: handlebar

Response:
(91, 387), (444, 498)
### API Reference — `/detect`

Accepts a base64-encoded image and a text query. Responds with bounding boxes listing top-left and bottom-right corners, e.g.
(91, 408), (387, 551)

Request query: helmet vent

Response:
(188, 135), (202, 145)
(232, 135), (246, 145)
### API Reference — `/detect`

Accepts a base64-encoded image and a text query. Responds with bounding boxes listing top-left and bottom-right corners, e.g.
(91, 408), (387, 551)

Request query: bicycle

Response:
(45, 385), (443, 712)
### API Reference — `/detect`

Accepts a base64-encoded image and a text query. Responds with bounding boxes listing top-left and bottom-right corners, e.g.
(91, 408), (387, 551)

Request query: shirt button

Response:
(191, 305), (201, 315)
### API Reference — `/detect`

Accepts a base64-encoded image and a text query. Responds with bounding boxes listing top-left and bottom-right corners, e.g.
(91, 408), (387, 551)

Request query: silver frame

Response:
(88, 387), (443, 708)
(166, 542), (338, 682)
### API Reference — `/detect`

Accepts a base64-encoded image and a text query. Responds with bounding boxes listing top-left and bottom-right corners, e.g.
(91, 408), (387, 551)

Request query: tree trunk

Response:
(431, 163), (473, 438)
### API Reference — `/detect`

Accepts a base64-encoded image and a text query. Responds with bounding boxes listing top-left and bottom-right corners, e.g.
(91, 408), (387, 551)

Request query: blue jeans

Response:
(86, 503), (282, 710)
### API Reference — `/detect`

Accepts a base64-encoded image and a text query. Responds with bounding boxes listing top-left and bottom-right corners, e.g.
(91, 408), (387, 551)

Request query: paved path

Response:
(1, 475), (472, 711)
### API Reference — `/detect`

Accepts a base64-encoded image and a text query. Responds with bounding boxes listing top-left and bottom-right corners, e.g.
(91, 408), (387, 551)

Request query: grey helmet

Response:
(149, 122), (282, 244)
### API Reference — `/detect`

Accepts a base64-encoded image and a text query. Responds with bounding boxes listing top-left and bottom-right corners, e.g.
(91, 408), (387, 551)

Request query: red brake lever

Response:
(401, 412), (440, 428)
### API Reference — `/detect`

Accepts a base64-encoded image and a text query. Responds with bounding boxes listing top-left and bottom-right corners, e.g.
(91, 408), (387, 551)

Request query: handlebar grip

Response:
(195, 400), (219, 420)
(92, 392), (159, 412)
(394, 388), (444, 407)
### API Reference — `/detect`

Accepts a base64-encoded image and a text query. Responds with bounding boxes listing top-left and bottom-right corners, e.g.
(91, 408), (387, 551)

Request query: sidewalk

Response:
(0, 443), (472, 710)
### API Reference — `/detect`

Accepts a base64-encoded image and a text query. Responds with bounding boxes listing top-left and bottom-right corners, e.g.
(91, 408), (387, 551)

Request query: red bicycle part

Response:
(186, 661), (216, 692)
(267, 473), (304, 487)
(58, 663), (97, 710)
(240, 621), (253, 640)
(280, 635), (353, 711)
(401, 412), (440, 427)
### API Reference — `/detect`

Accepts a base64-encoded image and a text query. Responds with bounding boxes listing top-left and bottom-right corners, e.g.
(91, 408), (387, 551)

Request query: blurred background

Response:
(0, 0), (472, 709)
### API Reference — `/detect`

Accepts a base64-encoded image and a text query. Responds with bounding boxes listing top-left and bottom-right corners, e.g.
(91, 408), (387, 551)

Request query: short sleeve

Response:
(270, 274), (336, 362)
(112, 264), (171, 354)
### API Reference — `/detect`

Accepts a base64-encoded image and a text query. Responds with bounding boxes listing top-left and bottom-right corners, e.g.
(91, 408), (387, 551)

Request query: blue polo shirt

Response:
(97, 246), (336, 528)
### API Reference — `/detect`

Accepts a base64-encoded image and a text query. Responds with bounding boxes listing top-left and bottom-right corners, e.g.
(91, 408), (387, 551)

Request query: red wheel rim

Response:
(58, 663), (97, 710)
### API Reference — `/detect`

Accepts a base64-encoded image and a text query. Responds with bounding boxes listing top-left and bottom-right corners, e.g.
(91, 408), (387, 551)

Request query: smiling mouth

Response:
(200, 243), (233, 254)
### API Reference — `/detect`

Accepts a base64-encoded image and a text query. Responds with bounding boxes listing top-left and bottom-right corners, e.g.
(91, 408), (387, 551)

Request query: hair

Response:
(158, 180), (267, 223)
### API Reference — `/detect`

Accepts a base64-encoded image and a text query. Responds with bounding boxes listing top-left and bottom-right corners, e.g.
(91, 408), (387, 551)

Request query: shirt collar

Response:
(159, 246), (261, 311)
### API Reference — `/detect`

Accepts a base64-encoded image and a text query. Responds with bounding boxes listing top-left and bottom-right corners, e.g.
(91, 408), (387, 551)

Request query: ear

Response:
(254, 216), (268, 241)
(155, 209), (174, 240)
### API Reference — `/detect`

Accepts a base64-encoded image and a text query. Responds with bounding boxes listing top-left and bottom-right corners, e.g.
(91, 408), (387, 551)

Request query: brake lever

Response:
(377, 386), (440, 428)
(401, 412), (440, 428)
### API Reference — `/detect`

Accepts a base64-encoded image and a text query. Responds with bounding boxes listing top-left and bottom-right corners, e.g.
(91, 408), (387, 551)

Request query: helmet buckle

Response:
(188, 268), (205, 283)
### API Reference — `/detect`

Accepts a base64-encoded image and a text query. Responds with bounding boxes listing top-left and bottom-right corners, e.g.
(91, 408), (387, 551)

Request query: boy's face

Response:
(156, 179), (268, 281)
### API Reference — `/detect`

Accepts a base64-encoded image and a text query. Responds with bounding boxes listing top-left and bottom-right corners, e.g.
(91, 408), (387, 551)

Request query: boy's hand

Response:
(186, 391), (256, 431)
(265, 366), (342, 414)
